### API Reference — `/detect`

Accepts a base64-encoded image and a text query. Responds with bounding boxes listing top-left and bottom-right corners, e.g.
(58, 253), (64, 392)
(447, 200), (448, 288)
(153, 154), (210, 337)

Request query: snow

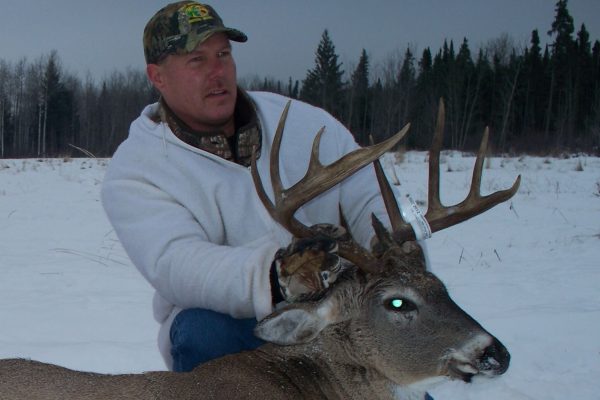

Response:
(0, 154), (598, 399)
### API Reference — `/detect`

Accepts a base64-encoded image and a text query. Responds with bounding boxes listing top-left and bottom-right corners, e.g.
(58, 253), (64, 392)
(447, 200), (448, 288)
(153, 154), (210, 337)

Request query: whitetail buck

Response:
(0, 100), (518, 400)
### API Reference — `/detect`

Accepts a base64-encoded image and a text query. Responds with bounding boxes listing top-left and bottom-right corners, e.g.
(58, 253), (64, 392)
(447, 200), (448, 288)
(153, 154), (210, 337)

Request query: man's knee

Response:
(170, 308), (264, 372)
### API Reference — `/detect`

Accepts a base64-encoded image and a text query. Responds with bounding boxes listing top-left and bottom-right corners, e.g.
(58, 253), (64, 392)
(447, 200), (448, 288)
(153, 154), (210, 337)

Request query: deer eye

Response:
(385, 298), (417, 313)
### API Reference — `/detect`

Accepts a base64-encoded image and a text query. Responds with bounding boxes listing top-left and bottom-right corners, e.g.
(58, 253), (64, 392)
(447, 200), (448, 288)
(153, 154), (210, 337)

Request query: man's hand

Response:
(272, 234), (346, 303)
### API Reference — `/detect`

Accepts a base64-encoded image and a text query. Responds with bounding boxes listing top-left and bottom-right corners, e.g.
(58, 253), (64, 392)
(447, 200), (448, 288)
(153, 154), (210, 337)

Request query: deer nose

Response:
(477, 337), (510, 375)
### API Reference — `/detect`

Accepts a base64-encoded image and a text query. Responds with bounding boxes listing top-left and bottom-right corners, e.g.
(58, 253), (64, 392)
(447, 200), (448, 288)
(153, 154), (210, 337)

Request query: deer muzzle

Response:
(475, 337), (511, 377)
(445, 335), (510, 383)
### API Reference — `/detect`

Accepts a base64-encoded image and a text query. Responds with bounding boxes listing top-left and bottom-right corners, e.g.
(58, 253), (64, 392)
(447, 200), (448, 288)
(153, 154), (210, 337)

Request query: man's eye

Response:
(218, 50), (231, 58)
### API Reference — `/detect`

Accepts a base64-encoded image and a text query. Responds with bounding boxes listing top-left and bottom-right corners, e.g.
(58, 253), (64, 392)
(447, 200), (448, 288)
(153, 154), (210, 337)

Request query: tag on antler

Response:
(399, 194), (432, 240)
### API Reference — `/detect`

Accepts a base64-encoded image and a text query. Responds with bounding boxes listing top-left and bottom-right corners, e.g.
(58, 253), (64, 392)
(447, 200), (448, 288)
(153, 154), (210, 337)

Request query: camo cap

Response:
(144, 1), (247, 64)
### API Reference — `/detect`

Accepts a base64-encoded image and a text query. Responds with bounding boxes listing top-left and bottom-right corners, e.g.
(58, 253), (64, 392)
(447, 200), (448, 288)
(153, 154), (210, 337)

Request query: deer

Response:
(0, 99), (518, 400)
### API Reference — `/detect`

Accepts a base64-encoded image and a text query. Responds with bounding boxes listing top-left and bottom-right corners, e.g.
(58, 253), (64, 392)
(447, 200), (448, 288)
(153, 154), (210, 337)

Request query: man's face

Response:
(147, 33), (237, 134)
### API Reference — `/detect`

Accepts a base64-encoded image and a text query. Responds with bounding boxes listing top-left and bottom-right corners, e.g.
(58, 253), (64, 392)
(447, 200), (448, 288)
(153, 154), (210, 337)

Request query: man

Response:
(102, 0), (404, 374)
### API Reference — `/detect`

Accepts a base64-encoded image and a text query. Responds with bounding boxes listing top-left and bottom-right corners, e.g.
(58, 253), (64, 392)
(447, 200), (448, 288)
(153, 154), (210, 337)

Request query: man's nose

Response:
(207, 57), (225, 79)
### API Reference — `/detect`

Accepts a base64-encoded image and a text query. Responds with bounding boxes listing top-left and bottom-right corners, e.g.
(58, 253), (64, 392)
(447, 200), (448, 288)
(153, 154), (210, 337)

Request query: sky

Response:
(1, 0), (599, 83)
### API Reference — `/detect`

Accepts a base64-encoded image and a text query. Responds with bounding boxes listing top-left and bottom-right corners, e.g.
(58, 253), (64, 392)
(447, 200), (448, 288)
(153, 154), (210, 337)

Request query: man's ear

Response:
(146, 64), (165, 91)
(254, 298), (341, 345)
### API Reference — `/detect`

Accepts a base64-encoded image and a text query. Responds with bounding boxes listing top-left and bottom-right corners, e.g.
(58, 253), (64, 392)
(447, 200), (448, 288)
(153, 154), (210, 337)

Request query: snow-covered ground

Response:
(0, 154), (598, 399)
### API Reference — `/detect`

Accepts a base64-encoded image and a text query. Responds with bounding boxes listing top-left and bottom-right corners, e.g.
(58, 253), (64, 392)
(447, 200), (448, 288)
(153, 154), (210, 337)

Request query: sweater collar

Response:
(154, 88), (261, 167)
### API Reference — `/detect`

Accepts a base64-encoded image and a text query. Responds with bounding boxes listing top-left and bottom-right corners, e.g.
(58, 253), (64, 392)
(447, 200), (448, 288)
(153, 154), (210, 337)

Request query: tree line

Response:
(0, 52), (155, 158)
(0, 0), (598, 158)
(246, 0), (599, 154)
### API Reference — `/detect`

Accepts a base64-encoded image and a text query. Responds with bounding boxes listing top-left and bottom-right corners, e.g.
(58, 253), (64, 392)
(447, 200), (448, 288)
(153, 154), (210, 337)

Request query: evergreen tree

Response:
(300, 30), (345, 119)
(548, 0), (575, 59)
(286, 77), (299, 99)
(347, 49), (370, 145)
(369, 78), (385, 143)
(453, 38), (478, 149)
(575, 24), (594, 139)
(521, 29), (547, 142)
(41, 51), (74, 156)
(419, 48), (433, 76)
(474, 48), (494, 128)
(593, 41), (600, 79)
(547, 0), (577, 147)
(592, 40), (600, 151)
(397, 47), (416, 137)
(411, 47), (437, 148)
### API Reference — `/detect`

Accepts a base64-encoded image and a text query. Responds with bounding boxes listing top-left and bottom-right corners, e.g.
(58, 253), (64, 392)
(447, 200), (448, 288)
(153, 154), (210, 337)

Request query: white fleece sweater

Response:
(101, 92), (393, 368)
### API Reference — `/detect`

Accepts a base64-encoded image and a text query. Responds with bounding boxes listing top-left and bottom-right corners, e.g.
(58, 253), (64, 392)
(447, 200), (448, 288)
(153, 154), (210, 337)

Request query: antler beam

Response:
(251, 101), (409, 272)
(387, 99), (521, 243)
(252, 99), (521, 273)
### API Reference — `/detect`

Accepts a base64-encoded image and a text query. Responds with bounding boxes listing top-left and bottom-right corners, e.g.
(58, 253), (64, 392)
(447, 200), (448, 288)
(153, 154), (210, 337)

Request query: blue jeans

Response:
(170, 308), (265, 372)
(170, 308), (434, 399)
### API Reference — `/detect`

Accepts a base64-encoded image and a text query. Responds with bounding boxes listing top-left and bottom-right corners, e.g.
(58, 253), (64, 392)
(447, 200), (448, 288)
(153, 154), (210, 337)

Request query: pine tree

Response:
(453, 38), (478, 149)
(575, 24), (594, 140)
(286, 77), (299, 99)
(397, 47), (416, 133)
(41, 51), (74, 156)
(369, 78), (385, 143)
(411, 47), (437, 148)
(300, 30), (345, 119)
(548, 0), (575, 60)
(592, 40), (600, 151)
(347, 49), (370, 145)
(547, 0), (577, 147)
(522, 30), (546, 139)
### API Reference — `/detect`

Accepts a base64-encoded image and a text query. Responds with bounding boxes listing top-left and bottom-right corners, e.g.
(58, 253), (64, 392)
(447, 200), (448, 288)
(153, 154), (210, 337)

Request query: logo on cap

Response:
(183, 4), (213, 24)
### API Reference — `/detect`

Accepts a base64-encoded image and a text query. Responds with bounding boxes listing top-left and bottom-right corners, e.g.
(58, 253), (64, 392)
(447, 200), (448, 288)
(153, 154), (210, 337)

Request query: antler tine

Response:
(290, 124), (411, 217)
(269, 100), (291, 205)
(253, 101), (411, 234)
(251, 102), (302, 232)
(369, 136), (404, 232)
(428, 98), (445, 212)
(252, 101), (411, 273)
(252, 101), (316, 237)
(392, 98), (521, 243)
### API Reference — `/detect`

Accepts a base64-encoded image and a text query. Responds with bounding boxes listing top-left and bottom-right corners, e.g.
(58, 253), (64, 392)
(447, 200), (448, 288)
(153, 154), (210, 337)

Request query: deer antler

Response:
(252, 99), (520, 274)
(251, 101), (410, 273)
(374, 99), (521, 244)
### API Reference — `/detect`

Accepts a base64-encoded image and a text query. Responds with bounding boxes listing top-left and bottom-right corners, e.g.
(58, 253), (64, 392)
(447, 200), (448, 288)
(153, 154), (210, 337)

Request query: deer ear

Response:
(254, 298), (338, 345)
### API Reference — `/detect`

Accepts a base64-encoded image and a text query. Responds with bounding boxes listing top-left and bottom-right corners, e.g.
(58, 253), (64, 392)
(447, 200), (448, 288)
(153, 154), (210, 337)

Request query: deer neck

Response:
(258, 333), (427, 400)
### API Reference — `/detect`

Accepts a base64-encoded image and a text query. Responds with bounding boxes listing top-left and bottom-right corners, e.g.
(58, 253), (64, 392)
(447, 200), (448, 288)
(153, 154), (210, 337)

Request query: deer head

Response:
(250, 99), (516, 389)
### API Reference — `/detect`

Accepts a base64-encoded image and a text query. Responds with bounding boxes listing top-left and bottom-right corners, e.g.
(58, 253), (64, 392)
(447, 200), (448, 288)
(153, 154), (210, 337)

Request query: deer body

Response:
(0, 351), (368, 400)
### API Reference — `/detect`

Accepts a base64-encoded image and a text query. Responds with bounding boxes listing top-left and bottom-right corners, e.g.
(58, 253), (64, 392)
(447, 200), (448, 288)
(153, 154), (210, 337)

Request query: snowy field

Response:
(0, 153), (598, 399)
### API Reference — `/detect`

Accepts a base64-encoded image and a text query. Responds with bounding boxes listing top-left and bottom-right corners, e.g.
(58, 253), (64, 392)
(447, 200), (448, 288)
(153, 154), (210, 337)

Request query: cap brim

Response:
(223, 27), (248, 43)
(192, 26), (247, 45)
(177, 26), (249, 55)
